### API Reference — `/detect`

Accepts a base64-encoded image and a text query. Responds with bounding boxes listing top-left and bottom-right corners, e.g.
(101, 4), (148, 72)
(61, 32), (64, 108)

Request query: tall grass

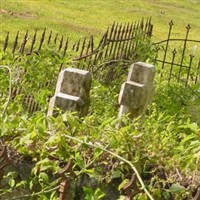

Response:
(1, 0), (200, 44)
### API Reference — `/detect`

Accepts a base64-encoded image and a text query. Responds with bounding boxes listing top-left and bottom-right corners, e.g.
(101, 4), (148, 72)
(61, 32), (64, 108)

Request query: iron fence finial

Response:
(186, 24), (191, 31)
(169, 20), (174, 27)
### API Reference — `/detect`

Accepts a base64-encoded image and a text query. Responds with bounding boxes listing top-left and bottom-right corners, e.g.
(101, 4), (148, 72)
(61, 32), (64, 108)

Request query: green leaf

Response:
(94, 188), (105, 199)
(118, 179), (129, 191)
(50, 191), (57, 200)
(100, 117), (115, 127)
(39, 172), (49, 183)
(83, 186), (93, 199)
(179, 122), (199, 132)
(117, 196), (126, 200)
(9, 179), (15, 188)
(29, 180), (34, 190)
(181, 134), (197, 144)
(85, 169), (95, 175)
(16, 181), (26, 188)
(36, 158), (57, 172)
(111, 169), (122, 179)
(169, 183), (186, 194)
(30, 130), (37, 139)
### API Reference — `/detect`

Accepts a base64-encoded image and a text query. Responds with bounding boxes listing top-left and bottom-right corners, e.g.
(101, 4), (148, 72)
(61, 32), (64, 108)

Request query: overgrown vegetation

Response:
(1, 1), (200, 198)
(0, 41), (200, 199)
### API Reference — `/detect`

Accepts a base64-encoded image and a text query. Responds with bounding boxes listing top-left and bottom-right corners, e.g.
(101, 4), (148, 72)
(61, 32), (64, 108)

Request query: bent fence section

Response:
(153, 20), (200, 86)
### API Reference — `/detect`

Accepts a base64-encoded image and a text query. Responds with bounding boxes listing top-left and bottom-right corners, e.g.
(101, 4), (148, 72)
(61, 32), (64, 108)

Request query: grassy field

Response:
(1, 0), (200, 44)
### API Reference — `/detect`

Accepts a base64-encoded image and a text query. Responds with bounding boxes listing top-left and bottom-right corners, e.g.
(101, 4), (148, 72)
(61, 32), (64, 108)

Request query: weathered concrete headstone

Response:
(55, 68), (92, 102)
(118, 62), (155, 119)
(48, 68), (92, 117)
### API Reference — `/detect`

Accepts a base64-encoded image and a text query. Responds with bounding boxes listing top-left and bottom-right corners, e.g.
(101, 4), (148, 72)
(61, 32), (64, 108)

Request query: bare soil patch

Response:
(1, 9), (36, 19)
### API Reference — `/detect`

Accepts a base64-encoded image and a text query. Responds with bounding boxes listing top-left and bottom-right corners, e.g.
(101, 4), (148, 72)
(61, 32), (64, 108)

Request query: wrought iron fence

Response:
(1, 18), (152, 113)
(2, 29), (69, 57)
(2, 17), (153, 71)
(1, 18), (199, 114)
(154, 20), (200, 86)
(71, 17), (153, 70)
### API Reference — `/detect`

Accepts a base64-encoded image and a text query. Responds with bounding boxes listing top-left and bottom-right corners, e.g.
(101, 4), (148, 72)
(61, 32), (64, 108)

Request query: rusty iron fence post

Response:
(193, 185), (200, 200)
(122, 174), (142, 200)
(0, 143), (12, 184)
(58, 160), (76, 200)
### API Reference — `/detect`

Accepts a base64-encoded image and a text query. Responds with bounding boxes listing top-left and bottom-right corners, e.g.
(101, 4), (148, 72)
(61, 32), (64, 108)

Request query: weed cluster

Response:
(0, 47), (199, 199)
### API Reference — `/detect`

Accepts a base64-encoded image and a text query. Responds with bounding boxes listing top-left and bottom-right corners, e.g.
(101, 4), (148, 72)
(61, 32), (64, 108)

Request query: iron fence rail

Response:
(154, 20), (200, 85)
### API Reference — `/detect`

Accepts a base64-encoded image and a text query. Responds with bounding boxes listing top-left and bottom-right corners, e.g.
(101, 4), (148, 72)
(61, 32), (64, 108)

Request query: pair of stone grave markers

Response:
(48, 62), (155, 120)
